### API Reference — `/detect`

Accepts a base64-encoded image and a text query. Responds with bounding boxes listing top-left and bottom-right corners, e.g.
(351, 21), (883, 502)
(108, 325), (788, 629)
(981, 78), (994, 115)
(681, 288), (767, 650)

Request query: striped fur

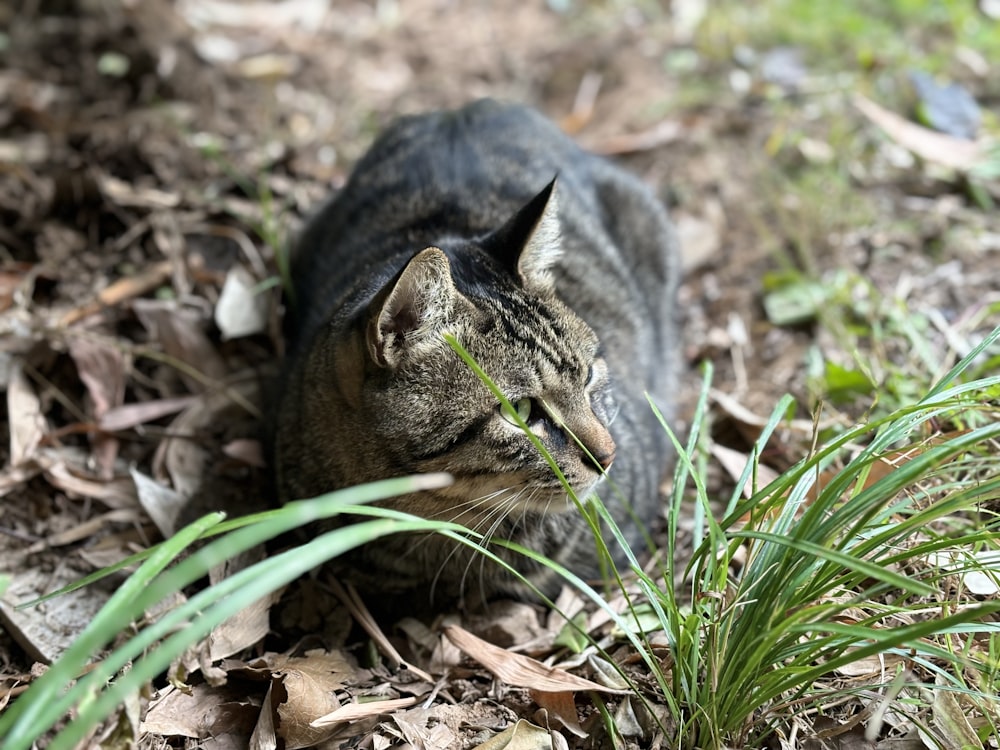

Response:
(274, 100), (680, 612)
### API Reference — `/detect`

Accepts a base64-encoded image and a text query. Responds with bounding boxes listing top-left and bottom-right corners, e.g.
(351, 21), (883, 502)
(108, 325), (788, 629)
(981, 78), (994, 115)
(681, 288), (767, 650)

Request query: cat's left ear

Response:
(368, 247), (455, 369)
(484, 178), (561, 291)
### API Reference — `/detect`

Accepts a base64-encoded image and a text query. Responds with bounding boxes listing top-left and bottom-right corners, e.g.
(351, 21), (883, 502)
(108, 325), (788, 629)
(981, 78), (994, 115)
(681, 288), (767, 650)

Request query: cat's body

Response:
(274, 100), (679, 611)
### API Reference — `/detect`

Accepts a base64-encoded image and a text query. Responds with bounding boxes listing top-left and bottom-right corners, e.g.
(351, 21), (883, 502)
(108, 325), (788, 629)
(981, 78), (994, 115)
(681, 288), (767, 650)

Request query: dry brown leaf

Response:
(239, 650), (358, 747)
(152, 378), (262, 500)
(67, 336), (127, 418)
(205, 589), (283, 664)
(7, 359), (45, 467)
(140, 683), (260, 739)
(0, 267), (30, 313)
(853, 94), (987, 171)
(471, 719), (552, 750)
(531, 691), (586, 738)
(386, 705), (460, 749)
(222, 438), (266, 467)
(311, 696), (420, 728)
(250, 681), (279, 750)
(833, 651), (904, 678)
(466, 599), (547, 648)
(929, 673), (981, 750)
(133, 298), (227, 391)
(42, 454), (139, 509)
(443, 624), (625, 694)
(99, 395), (198, 432)
(709, 442), (781, 500)
(59, 260), (173, 326)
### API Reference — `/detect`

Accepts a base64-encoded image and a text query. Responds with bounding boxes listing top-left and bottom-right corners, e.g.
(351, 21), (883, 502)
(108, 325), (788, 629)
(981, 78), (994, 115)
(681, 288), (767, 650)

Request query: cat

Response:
(273, 99), (680, 612)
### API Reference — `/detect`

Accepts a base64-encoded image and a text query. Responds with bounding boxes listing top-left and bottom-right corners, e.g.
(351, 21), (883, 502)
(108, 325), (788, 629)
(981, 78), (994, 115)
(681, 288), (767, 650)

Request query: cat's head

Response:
(327, 180), (618, 526)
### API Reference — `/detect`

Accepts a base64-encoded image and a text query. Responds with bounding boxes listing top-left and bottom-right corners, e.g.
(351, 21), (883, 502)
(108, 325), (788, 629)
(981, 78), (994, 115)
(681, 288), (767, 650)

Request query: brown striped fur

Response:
(274, 100), (680, 612)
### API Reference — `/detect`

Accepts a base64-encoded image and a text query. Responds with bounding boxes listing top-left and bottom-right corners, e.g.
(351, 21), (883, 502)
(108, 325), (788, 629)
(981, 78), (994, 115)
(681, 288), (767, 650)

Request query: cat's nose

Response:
(585, 430), (616, 471)
(594, 447), (615, 471)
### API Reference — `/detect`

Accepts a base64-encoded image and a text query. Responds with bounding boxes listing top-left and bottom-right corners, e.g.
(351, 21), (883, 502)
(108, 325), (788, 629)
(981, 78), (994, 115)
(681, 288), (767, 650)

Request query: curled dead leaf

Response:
(443, 624), (626, 694)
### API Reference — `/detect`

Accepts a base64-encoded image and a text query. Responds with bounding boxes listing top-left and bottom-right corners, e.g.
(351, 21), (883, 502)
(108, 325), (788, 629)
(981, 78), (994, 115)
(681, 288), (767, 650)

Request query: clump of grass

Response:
(627, 327), (1000, 747)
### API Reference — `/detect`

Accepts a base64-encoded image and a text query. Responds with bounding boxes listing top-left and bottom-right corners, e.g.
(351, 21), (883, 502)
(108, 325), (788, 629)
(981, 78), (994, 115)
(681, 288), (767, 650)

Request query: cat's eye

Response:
(500, 398), (533, 426)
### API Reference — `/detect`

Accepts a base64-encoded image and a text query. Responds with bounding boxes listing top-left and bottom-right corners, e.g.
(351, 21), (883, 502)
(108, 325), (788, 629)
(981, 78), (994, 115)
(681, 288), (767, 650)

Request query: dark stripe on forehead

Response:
(492, 297), (587, 376)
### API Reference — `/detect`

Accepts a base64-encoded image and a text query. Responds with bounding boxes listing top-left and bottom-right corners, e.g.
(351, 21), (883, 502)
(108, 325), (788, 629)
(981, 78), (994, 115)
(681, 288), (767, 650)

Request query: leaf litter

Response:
(1, 0), (999, 748)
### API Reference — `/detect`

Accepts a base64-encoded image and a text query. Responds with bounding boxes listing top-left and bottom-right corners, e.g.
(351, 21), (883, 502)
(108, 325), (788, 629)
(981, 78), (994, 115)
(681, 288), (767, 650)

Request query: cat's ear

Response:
(485, 178), (561, 290)
(368, 247), (455, 369)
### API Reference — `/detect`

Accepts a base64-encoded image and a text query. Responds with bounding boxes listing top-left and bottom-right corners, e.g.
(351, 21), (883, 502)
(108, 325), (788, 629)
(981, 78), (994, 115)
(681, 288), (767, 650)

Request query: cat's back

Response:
(289, 101), (611, 338)
(290, 98), (678, 410)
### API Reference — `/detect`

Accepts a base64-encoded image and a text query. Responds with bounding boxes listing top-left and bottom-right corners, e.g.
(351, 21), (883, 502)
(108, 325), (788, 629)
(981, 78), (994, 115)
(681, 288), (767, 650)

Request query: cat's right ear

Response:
(483, 178), (562, 291)
(367, 247), (455, 369)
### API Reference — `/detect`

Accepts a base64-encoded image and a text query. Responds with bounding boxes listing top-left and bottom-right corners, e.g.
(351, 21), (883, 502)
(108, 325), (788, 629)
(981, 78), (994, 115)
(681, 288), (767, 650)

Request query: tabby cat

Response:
(274, 100), (680, 611)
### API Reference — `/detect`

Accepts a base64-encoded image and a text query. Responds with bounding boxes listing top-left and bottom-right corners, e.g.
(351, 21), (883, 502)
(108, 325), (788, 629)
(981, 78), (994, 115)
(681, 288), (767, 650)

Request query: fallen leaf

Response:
(443, 624), (625, 694)
(25, 508), (143, 554)
(239, 650), (358, 747)
(832, 651), (904, 678)
(930, 673), (981, 750)
(471, 719), (552, 750)
(465, 599), (547, 648)
(709, 442), (781, 500)
(209, 592), (282, 662)
(131, 467), (185, 538)
(152, 377), (262, 501)
(67, 336), (127, 418)
(386, 705), (460, 750)
(140, 683), (260, 739)
(99, 395), (198, 432)
(531, 691), (586, 738)
(6, 359), (45, 467)
(59, 260), (173, 326)
(41, 451), (139, 509)
(311, 696), (420, 727)
(853, 93), (986, 171)
(221, 438), (266, 467)
(133, 298), (227, 391)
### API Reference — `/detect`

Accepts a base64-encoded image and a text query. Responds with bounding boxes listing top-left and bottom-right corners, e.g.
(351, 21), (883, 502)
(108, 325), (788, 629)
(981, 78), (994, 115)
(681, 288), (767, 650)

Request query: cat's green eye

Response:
(500, 398), (533, 426)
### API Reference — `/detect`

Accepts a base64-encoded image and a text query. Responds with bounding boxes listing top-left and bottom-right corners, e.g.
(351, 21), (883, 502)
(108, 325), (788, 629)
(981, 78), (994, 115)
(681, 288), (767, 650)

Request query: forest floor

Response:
(1, 1), (999, 748)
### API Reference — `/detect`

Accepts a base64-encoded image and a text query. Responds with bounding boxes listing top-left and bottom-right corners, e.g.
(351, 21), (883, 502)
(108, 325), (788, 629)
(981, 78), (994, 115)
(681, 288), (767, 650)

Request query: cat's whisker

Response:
(431, 483), (524, 602)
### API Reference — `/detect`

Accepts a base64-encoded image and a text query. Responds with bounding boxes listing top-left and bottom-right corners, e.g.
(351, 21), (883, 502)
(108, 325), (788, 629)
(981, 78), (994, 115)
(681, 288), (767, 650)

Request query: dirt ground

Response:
(1, 1), (998, 748)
